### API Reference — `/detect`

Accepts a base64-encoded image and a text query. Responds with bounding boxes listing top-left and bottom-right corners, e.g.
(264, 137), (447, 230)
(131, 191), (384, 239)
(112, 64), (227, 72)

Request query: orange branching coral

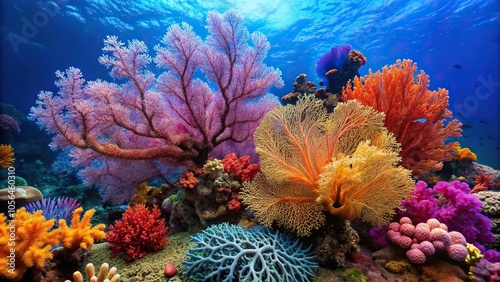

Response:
(0, 144), (15, 168)
(240, 97), (414, 236)
(342, 59), (462, 175)
(59, 207), (106, 251)
(471, 172), (493, 193)
(0, 208), (59, 280)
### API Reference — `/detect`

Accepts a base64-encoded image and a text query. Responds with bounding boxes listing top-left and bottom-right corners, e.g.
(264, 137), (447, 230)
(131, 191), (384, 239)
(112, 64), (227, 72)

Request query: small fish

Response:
(487, 135), (495, 140)
(479, 120), (488, 124)
(413, 118), (426, 123)
(454, 64), (462, 69)
(457, 113), (467, 119)
(462, 124), (472, 129)
(496, 147), (500, 150)
(463, 135), (469, 138)
(479, 143), (484, 146)
(474, 83), (481, 88)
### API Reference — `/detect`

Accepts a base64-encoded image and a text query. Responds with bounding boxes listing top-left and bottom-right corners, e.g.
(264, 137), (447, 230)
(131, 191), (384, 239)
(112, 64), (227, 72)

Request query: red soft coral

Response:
(106, 204), (167, 261)
(342, 59), (462, 175)
(227, 194), (242, 212)
(221, 153), (260, 182)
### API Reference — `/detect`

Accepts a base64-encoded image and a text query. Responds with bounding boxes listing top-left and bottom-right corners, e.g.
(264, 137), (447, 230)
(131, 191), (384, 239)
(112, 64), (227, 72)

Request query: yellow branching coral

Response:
(0, 208), (59, 280)
(0, 144), (15, 168)
(59, 207), (106, 250)
(241, 97), (414, 236)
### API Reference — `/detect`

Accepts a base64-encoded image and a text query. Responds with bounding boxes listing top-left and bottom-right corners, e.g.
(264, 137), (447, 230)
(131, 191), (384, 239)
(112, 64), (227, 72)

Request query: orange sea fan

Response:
(0, 144), (15, 168)
(342, 59), (462, 175)
(241, 97), (414, 236)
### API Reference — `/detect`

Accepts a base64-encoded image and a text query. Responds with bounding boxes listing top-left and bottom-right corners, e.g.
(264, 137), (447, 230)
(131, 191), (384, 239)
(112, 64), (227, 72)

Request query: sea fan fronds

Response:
(0, 144), (15, 168)
(241, 97), (413, 236)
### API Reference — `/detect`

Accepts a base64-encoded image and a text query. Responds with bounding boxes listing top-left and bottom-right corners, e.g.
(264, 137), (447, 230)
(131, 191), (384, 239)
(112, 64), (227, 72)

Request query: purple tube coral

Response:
(315, 45), (351, 86)
(25, 196), (81, 227)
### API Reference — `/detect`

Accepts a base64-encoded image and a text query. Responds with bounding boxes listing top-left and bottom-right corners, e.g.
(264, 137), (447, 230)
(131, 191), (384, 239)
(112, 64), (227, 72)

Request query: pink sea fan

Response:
(29, 10), (283, 204)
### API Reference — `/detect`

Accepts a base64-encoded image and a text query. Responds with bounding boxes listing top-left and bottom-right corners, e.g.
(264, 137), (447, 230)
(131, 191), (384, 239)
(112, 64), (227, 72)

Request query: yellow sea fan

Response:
(316, 136), (414, 226)
(0, 144), (15, 168)
(59, 207), (106, 250)
(242, 174), (325, 237)
(240, 97), (414, 237)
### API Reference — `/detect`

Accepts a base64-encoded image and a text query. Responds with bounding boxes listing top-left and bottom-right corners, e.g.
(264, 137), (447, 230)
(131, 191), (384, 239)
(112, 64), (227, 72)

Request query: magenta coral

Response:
(372, 180), (499, 261)
(106, 204), (168, 261)
(29, 10), (283, 204)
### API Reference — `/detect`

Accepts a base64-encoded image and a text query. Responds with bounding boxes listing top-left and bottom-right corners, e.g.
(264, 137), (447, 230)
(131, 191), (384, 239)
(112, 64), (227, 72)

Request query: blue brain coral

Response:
(183, 223), (318, 282)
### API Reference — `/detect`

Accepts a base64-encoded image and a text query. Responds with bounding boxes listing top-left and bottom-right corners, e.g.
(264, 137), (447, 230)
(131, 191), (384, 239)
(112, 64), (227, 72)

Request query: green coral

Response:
(334, 267), (367, 282)
(214, 173), (240, 189)
(0, 176), (28, 187)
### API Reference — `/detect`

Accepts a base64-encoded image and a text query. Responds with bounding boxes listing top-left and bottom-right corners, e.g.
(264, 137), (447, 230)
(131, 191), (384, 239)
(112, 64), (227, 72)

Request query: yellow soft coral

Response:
(0, 208), (59, 280)
(59, 207), (106, 250)
(0, 144), (15, 168)
(241, 97), (414, 236)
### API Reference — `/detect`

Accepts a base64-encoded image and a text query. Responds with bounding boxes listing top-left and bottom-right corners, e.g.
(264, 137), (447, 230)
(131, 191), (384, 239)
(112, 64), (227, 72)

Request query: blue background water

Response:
(1, 0), (499, 169)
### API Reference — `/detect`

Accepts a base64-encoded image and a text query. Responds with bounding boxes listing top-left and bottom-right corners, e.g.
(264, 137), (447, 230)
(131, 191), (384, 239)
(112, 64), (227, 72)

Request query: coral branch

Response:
(342, 59), (462, 175)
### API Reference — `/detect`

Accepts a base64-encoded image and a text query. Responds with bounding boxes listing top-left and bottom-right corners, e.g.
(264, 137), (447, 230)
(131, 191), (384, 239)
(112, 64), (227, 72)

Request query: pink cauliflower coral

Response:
(387, 217), (469, 264)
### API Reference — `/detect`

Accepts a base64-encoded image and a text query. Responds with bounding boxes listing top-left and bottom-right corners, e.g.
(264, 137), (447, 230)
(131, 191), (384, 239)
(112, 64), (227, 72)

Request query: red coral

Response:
(106, 204), (168, 261)
(227, 194), (242, 212)
(471, 172), (493, 193)
(221, 153), (260, 182)
(180, 170), (198, 189)
(342, 59), (462, 175)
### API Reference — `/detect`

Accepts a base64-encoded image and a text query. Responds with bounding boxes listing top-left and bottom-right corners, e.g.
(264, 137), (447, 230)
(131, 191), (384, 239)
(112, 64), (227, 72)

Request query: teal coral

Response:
(183, 223), (318, 282)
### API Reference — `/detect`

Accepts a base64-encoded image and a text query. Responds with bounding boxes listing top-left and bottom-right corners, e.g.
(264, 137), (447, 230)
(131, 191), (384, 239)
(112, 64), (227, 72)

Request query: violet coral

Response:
(29, 10), (283, 204)
(342, 59), (462, 175)
(241, 97), (414, 236)
(25, 196), (81, 227)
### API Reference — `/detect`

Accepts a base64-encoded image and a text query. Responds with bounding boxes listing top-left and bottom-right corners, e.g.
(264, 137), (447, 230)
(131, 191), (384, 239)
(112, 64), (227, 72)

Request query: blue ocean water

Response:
(1, 0), (499, 168)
